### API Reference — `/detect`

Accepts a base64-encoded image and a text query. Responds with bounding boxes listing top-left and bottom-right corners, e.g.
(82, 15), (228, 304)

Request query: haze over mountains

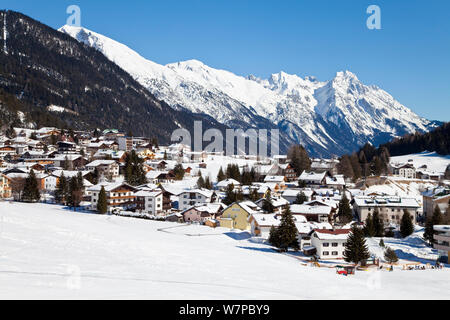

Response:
(60, 25), (439, 157)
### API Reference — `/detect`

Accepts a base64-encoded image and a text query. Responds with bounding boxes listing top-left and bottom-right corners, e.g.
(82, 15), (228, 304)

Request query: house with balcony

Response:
(178, 189), (217, 211)
(135, 190), (164, 216)
(86, 160), (120, 179)
(433, 225), (450, 263)
(88, 182), (138, 212)
(353, 196), (420, 225)
(422, 187), (450, 219)
(0, 173), (12, 198)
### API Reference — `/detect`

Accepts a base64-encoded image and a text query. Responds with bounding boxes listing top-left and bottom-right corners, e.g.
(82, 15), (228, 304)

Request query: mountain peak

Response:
(334, 70), (359, 81)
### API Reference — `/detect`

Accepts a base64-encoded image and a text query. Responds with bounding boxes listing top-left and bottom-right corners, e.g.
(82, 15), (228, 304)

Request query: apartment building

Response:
(353, 196), (420, 224)
(434, 225), (450, 263)
(88, 182), (138, 212)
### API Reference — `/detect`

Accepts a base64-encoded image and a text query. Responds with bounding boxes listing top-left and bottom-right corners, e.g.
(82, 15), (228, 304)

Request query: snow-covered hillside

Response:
(1, 202), (449, 299)
(59, 25), (436, 157)
(390, 151), (450, 174)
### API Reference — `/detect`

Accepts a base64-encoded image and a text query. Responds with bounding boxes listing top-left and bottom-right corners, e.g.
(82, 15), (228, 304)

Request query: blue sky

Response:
(2, 0), (450, 121)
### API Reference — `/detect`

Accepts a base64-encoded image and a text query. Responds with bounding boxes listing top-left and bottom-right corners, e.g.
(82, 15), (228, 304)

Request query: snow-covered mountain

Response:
(60, 25), (437, 157)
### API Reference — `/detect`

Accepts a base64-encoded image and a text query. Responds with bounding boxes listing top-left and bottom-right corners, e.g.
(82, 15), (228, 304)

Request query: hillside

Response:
(1, 202), (449, 299)
(0, 11), (225, 143)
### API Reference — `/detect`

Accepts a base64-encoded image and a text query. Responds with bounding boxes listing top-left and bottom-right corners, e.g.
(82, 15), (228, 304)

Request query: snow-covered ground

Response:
(0, 202), (449, 299)
(390, 151), (450, 174)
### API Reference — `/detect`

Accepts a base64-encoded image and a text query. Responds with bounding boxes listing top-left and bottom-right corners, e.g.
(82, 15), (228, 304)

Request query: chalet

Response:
(310, 229), (351, 259)
(182, 203), (225, 224)
(264, 175), (286, 185)
(279, 163), (297, 182)
(0, 146), (16, 159)
(93, 150), (126, 163)
(392, 163), (416, 179)
(0, 173), (12, 198)
(86, 160), (120, 179)
(298, 171), (328, 187)
(88, 182), (138, 212)
(310, 159), (339, 175)
(324, 175), (346, 190)
(434, 225), (450, 264)
(52, 155), (88, 170)
(422, 187), (450, 219)
(57, 141), (77, 153)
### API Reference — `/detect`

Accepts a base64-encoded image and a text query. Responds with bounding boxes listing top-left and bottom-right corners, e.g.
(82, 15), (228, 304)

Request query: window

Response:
(323, 251), (329, 256)
(323, 243), (329, 247)
(332, 251), (338, 256)
(332, 243), (338, 247)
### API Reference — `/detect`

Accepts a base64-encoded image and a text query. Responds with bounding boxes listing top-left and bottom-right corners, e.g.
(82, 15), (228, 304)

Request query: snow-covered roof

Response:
(216, 178), (241, 188)
(264, 176), (285, 183)
(353, 196), (420, 208)
(313, 228), (351, 240)
(86, 160), (117, 167)
(299, 171), (326, 182)
(134, 190), (162, 197)
(290, 204), (332, 215)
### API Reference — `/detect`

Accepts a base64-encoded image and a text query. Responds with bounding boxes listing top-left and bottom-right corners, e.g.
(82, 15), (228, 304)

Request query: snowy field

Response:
(390, 151), (450, 174)
(0, 202), (449, 300)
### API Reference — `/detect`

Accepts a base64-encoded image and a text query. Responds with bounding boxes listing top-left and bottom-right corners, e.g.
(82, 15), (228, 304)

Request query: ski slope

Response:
(0, 202), (449, 299)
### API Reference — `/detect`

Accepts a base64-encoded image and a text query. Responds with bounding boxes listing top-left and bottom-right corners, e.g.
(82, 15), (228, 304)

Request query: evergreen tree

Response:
(445, 164), (450, 180)
(217, 167), (226, 182)
(343, 225), (370, 264)
(124, 151), (148, 185)
(204, 176), (213, 190)
(294, 191), (308, 205)
(400, 209), (414, 238)
(274, 206), (299, 252)
(372, 208), (384, 237)
(55, 173), (68, 204)
(261, 190), (274, 213)
(337, 193), (353, 223)
(97, 186), (108, 214)
(197, 174), (205, 189)
(424, 206), (443, 245)
(268, 226), (281, 248)
(173, 164), (185, 181)
(379, 238), (385, 247)
(337, 155), (354, 179)
(223, 184), (237, 206)
(384, 247), (398, 264)
(163, 150), (168, 160)
(363, 213), (376, 237)
(22, 169), (40, 202)
(288, 145), (311, 175)
(68, 177), (82, 209)
(249, 188), (260, 202)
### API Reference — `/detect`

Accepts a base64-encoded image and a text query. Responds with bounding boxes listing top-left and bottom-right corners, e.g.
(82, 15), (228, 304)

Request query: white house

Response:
(178, 189), (217, 211)
(216, 178), (241, 191)
(135, 190), (164, 216)
(86, 160), (120, 179)
(310, 229), (351, 259)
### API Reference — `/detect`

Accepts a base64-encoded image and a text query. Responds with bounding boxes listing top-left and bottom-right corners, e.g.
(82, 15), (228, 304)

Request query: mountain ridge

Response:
(0, 10), (227, 145)
(59, 24), (439, 157)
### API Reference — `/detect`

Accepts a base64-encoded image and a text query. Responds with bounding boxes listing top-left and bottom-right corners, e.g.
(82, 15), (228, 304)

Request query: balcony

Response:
(434, 243), (450, 251)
